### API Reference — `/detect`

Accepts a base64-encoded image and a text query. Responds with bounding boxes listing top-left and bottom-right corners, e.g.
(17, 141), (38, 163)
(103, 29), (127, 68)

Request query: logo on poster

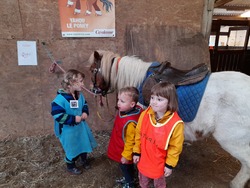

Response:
(95, 30), (114, 35)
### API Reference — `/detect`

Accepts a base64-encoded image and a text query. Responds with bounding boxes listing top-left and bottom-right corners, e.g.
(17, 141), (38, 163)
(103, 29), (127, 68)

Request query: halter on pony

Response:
(90, 53), (103, 95)
(89, 50), (120, 96)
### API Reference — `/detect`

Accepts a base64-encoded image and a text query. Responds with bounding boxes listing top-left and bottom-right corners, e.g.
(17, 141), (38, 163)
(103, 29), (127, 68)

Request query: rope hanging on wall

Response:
(41, 42), (66, 73)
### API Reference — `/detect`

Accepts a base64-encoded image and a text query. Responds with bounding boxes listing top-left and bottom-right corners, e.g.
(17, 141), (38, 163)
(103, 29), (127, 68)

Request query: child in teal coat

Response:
(51, 69), (97, 175)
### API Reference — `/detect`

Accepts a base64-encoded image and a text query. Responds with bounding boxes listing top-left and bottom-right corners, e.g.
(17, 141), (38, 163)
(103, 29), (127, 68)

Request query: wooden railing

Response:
(210, 49), (245, 72)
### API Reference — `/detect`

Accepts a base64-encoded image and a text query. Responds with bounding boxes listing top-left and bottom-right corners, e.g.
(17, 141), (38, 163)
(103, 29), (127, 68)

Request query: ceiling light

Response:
(240, 11), (250, 17)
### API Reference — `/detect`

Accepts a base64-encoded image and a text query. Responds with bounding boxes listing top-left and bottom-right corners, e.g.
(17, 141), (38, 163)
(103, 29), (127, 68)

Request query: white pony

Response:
(89, 50), (250, 188)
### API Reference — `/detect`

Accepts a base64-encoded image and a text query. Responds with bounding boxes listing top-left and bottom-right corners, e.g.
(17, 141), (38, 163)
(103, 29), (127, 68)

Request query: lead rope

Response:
(42, 42), (66, 74)
(96, 95), (116, 122)
(42, 42), (115, 121)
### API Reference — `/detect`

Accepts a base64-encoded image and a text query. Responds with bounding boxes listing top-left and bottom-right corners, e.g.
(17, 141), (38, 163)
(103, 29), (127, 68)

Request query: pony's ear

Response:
(94, 51), (101, 60)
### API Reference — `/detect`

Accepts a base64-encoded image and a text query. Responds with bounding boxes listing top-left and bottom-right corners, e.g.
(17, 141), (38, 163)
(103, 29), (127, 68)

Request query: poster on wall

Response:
(17, 41), (37, 66)
(58, 0), (115, 37)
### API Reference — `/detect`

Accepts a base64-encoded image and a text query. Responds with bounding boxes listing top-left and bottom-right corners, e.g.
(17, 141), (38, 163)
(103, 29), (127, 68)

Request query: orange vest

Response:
(138, 108), (182, 178)
(107, 106), (142, 163)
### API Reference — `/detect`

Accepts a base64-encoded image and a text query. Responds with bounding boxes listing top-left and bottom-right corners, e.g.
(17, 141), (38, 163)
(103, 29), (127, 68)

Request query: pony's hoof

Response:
(85, 10), (91, 16)
(67, 0), (74, 7)
(74, 9), (81, 14)
(95, 11), (102, 16)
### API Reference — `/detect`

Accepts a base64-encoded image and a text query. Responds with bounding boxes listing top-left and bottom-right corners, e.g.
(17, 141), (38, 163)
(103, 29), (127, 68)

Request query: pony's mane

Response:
(116, 56), (152, 90)
(100, 51), (120, 84)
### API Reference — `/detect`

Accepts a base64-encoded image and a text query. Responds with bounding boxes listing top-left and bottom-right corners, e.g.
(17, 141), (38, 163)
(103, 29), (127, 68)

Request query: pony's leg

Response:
(74, 0), (81, 14)
(93, 0), (102, 16)
(85, 0), (92, 15)
(213, 132), (250, 188)
(230, 162), (250, 188)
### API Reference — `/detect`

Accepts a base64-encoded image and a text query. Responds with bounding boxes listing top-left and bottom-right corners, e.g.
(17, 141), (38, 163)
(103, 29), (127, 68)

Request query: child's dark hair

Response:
(118, 86), (139, 103)
(61, 69), (85, 90)
(151, 81), (178, 112)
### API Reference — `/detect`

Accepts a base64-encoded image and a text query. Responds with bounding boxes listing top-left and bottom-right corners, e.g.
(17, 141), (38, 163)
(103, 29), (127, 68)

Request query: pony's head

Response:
(89, 50), (119, 95)
(89, 51), (109, 95)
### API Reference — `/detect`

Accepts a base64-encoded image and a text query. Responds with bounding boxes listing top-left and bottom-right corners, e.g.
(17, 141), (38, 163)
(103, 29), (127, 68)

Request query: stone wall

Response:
(0, 0), (206, 140)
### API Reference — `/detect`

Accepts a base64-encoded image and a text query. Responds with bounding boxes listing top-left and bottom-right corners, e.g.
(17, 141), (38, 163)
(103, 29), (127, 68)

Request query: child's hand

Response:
(133, 156), (140, 164)
(81, 112), (88, 120)
(75, 116), (82, 123)
(121, 157), (129, 164)
(164, 167), (172, 177)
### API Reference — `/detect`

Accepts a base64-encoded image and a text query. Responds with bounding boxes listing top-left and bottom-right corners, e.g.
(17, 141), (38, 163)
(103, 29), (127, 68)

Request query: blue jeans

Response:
(119, 163), (135, 185)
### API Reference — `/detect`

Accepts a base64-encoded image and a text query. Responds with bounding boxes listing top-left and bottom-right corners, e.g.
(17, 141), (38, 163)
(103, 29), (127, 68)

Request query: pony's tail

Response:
(100, 0), (113, 12)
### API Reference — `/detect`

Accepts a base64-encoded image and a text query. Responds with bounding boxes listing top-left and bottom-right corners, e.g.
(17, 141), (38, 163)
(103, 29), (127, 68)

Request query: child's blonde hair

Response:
(151, 81), (178, 112)
(118, 86), (139, 103)
(61, 69), (85, 90)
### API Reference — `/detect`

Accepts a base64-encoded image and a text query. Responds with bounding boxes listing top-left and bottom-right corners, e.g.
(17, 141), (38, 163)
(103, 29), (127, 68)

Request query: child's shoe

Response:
(122, 182), (135, 188)
(80, 159), (91, 170)
(67, 167), (82, 175)
(115, 177), (126, 184)
(66, 162), (82, 175)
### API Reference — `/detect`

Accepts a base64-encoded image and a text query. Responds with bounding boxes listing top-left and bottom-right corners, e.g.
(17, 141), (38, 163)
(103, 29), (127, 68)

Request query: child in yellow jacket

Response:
(107, 87), (142, 188)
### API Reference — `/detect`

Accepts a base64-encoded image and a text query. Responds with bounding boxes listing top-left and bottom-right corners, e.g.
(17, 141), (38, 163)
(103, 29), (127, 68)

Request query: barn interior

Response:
(0, 0), (249, 187)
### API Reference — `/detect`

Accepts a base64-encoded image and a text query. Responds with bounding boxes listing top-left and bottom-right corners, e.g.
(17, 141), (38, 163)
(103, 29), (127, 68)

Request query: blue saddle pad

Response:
(177, 74), (210, 122)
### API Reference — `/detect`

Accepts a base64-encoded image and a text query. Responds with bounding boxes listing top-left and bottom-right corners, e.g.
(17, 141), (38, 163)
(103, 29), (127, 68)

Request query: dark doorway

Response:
(209, 20), (250, 75)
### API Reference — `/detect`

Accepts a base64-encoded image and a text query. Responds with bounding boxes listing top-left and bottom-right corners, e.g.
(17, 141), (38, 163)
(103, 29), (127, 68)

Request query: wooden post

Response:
(201, 0), (215, 41)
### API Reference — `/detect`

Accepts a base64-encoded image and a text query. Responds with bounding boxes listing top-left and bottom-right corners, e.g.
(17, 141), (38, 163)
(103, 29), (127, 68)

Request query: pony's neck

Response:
(115, 56), (153, 90)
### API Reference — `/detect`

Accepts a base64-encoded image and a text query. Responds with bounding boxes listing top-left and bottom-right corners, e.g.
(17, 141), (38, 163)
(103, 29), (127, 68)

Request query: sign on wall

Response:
(58, 0), (115, 37)
(17, 41), (38, 66)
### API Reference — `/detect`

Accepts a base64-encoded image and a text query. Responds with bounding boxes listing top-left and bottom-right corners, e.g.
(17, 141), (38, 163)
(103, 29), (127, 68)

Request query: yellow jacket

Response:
(122, 121), (137, 160)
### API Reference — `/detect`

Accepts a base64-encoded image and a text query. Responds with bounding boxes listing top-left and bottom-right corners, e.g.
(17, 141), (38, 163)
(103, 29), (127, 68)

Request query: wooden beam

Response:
(220, 5), (250, 11)
(213, 15), (248, 20)
(214, 0), (233, 8)
(202, 0), (215, 39)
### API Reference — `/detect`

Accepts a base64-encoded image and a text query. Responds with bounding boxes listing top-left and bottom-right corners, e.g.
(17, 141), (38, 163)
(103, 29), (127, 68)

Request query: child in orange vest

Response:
(133, 81), (184, 188)
(107, 87), (142, 188)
